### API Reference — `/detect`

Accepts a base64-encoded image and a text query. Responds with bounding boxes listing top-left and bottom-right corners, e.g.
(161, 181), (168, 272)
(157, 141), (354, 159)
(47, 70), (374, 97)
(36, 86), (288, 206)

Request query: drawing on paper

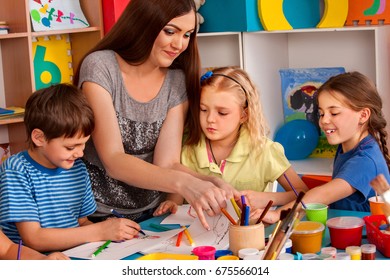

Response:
(279, 67), (346, 158)
(29, 0), (89, 31)
(142, 202), (237, 255)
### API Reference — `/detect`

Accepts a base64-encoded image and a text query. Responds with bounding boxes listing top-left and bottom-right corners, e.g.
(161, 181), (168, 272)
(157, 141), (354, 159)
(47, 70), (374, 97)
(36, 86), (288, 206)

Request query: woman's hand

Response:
(212, 177), (241, 201)
(180, 180), (228, 230)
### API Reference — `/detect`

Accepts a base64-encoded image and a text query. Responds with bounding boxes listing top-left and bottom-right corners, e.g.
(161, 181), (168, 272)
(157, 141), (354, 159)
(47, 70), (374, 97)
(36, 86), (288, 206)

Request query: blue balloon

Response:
(274, 119), (319, 160)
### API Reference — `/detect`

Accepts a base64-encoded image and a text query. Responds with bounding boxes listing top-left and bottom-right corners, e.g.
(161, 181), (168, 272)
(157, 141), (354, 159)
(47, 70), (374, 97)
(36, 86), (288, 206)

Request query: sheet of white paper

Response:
(160, 204), (196, 225)
(29, 0), (90, 31)
(141, 200), (239, 255)
(63, 228), (182, 260)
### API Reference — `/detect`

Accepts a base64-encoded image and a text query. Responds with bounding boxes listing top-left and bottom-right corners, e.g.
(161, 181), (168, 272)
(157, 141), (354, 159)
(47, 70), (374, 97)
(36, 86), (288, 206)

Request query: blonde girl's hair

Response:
(317, 71), (390, 171)
(197, 66), (269, 154)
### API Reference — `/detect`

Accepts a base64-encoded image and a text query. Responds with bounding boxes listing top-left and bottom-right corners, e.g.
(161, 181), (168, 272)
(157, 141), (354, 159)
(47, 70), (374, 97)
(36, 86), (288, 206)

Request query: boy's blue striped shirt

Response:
(0, 151), (97, 242)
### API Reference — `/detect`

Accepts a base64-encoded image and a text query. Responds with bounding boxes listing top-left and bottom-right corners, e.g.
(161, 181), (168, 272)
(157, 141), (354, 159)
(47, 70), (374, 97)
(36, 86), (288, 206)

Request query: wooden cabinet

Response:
(0, 0), (103, 153)
(198, 26), (390, 175)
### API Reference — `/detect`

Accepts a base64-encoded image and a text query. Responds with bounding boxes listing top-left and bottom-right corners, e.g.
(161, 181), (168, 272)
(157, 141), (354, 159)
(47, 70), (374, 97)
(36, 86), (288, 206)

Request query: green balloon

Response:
(31, 10), (41, 23)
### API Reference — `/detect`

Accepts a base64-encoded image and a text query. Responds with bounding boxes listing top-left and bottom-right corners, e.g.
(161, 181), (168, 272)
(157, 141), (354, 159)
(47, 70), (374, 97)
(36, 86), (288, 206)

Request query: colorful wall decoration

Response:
(32, 34), (73, 90)
(317, 0), (348, 28)
(258, 0), (292, 31)
(29, 0), (89, 31)
(198, 0), (320, 32)
(346, 0), (390, 25)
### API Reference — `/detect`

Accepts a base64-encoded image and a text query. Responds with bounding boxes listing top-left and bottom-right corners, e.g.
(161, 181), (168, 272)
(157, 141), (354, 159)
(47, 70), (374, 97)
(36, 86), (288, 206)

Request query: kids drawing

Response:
(211, 215), (229, 246)
(279, 67), (345, 158)
(29, 0), (89, 31)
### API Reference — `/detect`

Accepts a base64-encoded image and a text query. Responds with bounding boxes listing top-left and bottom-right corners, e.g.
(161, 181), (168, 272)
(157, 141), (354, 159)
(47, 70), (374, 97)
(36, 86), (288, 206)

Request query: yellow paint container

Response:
(217, 255), (240, 260)
(345, 246), (361, 260)
(137, 253), (198, 260)
(290, 221), (324, 254)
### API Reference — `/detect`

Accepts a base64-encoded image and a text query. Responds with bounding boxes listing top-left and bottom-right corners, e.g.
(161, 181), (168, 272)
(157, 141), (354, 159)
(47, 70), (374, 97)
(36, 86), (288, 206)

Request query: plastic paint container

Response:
(320, 246), (337, 258)
(137, 253), (199, 260)
(243, 254), (263, 260)
(346, 246), (362, 260)
(361, 244), (376, 260)
(318, 253), (333, 260)
(335, 252), (351, 260)
(258, 250), (265, 259)
(215, 249), (233, 259)
(283, 239), (293, 254)
(301, 253), (321, 260)
(278, 253), (295, 260)
(369, 196), (385, 215)
(217, 255), (239, 260)
(326, 216), (364, 249)
(192, 246), (216, 260)
(238, 248), (259, 259)
(290, 221), (324, 254)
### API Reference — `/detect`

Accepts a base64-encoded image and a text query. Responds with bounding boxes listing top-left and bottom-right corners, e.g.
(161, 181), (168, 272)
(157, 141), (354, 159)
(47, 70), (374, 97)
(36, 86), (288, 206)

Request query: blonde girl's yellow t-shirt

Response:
(181, 128), (291, 192)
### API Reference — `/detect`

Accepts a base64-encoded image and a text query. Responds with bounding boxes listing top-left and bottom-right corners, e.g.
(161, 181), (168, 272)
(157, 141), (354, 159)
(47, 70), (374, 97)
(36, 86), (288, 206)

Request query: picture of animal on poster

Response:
(279, 67), (346, 158)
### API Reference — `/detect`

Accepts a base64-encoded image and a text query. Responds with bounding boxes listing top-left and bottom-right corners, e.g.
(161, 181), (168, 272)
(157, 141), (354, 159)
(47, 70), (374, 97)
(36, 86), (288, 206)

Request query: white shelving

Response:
(197, 32), (243, 69)
(197, 26), (390, 175)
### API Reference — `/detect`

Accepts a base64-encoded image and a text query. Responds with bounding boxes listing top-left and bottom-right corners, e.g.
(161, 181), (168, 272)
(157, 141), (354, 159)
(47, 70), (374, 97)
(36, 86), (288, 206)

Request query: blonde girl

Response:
(154, 66), (307, 215)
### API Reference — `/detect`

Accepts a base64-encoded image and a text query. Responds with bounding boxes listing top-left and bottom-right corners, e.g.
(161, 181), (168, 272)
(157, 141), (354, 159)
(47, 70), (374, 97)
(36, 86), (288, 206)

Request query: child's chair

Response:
(265, 181), (278, 193)
(265, 181), (279, 210)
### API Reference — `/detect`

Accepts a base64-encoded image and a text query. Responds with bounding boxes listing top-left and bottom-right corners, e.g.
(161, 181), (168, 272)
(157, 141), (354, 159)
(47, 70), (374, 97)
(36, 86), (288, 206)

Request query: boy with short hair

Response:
(0, 84), (141, 252)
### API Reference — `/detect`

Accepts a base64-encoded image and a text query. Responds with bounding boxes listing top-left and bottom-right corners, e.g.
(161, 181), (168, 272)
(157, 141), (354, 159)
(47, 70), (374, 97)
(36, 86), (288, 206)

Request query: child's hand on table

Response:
(153, 200), (179, 216)
(259, 209), (282, 226)
(102, 217), (141, 241)
(240, 190), (272, 209)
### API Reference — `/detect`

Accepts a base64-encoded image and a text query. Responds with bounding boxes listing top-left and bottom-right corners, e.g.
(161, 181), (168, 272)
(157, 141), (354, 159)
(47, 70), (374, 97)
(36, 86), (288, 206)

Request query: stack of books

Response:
(0, 107), (25, 120)
(0, 21), (9, 34)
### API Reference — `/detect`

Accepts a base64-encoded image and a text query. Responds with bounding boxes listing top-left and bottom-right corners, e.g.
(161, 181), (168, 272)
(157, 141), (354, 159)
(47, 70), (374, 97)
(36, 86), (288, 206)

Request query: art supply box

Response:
(364, 215), (390, 258)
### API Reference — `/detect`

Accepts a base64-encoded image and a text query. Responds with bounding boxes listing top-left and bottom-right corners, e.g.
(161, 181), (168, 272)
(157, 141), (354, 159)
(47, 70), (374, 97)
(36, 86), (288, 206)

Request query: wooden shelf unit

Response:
(0, 0), (104, 153)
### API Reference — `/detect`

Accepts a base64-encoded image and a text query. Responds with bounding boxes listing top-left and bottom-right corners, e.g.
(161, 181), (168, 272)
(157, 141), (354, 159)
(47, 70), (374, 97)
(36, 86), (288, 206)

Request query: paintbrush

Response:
(262, 191), (305, 260)
(283, 173), (306, 209)
(256, 200), (273, 224)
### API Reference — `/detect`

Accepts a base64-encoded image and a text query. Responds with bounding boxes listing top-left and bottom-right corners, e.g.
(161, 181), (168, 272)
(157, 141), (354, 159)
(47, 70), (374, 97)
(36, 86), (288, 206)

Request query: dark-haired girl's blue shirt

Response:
(330, 134), (390, 211)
